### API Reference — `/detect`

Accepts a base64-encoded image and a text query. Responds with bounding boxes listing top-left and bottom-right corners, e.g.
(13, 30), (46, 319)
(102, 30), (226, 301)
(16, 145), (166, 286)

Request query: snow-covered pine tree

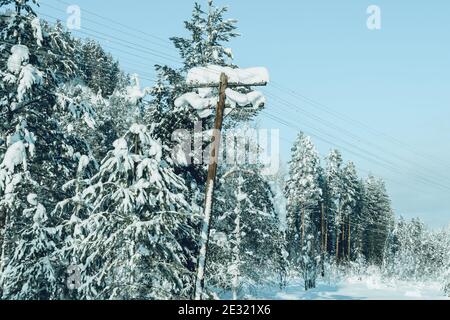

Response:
(324, 149), (343, 262)
(361, 175), (394, 265)
(55, 124), (196, 300)
(171, 0), (237, 71)
(285, 132), (322, 290)
(0, 1), (91, 298)
(340, 161), (360, 261)
(148, 0), (258, 185)
(78, 40), (120, 97)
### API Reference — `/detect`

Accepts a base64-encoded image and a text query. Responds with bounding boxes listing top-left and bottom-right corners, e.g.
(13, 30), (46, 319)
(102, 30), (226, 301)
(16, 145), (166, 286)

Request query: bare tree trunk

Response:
(324, 206), (328, 253)
(335, 225), (339, 263)
(342, 223), (346, 259)
(321, 203), (325, 277)
(301, 207), (305, 247)
(347, 217), (351, 260)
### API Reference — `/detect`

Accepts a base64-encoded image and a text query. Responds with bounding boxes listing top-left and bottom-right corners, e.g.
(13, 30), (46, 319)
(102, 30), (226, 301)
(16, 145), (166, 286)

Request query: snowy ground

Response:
(244, 277), (449, 300)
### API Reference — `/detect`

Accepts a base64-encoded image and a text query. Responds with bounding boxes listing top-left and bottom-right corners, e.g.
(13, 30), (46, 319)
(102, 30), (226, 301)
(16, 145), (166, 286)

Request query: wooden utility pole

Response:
(193, 72), (268, 300)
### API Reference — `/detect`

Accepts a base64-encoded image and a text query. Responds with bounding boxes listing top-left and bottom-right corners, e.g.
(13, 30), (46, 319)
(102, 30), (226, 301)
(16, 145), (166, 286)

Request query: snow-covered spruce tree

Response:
(0, 194), (57, 299)
(55, 124), (196, 300)
(0, 2), (90, 298)
(324, 149), (343, 262)
(57, 71), (150, 165)
(361, 175), (394, 265)
(285, 133), (322, 290)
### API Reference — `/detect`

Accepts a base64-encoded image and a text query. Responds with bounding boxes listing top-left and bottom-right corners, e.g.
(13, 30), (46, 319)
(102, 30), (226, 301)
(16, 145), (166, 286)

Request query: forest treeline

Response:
(0, 0), (449, 299)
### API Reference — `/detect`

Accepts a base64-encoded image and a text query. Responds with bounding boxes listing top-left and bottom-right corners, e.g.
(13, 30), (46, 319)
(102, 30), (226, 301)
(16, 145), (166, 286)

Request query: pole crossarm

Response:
(187, 81), (268, 89)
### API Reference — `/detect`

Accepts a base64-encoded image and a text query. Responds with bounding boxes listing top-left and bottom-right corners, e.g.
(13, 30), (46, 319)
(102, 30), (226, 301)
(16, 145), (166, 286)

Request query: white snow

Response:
(186, 65), (269, 86)
(27, 193), (38, 206)
(125, 74), (151, 105)
(7, 45), (30, 74)
(18, 64), (44, 102)
(113, 138), (129, 158)
(31, 17), (44, 47)
(234, 277), (450, 300)
(77, 155), (90, 174)
(225, 88), (266, 109)
(224, 48), (234, 59)
(1, 141), (27, 172)
(175, 89), (265, 118)
(197, 108), (214, 119)
(174, 92), (217, 111)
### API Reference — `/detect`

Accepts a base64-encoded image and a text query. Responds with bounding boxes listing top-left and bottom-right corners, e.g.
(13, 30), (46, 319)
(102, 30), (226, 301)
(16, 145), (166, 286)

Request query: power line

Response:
(262, 110), (448, 194)
(39, 0), (177, 53)
(262, 91), (450, 192)
(37, 11), (181, 66)
(270, 81), (450, 172)
(0, 39), (157, 84)
(46, 0), (173, 49)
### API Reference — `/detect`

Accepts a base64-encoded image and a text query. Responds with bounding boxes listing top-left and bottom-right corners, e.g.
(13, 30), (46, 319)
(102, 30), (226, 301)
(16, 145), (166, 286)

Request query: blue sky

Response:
(37, 0), (450, 228)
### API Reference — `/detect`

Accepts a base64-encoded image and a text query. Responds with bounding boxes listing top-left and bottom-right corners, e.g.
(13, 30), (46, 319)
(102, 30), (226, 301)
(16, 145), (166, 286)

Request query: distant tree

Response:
(78, 40), (121, 97)
(362, 176), (394, 265)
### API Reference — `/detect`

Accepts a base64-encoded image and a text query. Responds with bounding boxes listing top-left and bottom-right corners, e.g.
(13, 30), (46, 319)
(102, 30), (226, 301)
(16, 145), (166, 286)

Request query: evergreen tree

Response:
(324, 149), (343, 261)
(0, 194), (57, 299)
(285, 132), (322, 290)
(55, 124), (196, 299)
(0, 2), (89, 298)
(78, 40), (121, 97)
(362, 175), (394, 265)
(340, 161), (360, 260)
(383, 218), (449, 281)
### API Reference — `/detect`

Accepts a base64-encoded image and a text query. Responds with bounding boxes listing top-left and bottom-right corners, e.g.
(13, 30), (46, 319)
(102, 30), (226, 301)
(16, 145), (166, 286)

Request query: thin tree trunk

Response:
(321, 203), (325, 277)
(347, 217), (351, 260)
(342, 223), (346, 259)
(301, 207), (305, 247)
(324, 206), (328, 253)
(321, 204), (325, 253)
(335, 225), (339, 262)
